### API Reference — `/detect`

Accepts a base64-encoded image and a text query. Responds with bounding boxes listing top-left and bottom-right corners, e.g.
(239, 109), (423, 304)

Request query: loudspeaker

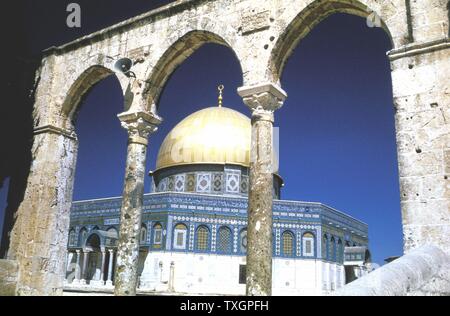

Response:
(113, 58), (134, 77)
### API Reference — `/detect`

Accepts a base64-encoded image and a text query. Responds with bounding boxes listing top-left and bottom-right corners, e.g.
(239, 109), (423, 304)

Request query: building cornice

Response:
(387, 38), (449, 61)
(43, 0), (208, 56)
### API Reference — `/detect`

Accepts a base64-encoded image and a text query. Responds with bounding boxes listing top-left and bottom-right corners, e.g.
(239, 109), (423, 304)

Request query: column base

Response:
(105, 280), (113, 287)
(79, 279), (86, 285)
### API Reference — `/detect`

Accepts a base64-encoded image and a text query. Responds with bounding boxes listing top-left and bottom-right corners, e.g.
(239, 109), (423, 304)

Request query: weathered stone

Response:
(2, 0), (448, 296)
(114, 111), (161, 296)
(389, 42), (450, 255)
(238, 83), (286, 296)
(0, 260), (18, 296)
(9, 127), (78, 296)
(334, 245), (450, 296)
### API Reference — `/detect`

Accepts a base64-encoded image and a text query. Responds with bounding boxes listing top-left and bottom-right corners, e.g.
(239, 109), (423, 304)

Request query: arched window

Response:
(196, 226), (210, 251)
(79, 227), (88, 246)
(217, 226), (232, 253)
(302, 232), (315, 257)
(240, 229), (248, 253)
(173, 223), (187, 250)
(140, 224), (147, 243)
(330, 237), (336, 261)
(281, 231), (294, 257)
(153, 223), (163, 248)
(68, 229), (76, 246)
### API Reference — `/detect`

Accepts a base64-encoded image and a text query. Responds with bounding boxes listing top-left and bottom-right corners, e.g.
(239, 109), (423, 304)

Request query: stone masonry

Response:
(1, 0), (448, 295)
(114, 111), (161, 296)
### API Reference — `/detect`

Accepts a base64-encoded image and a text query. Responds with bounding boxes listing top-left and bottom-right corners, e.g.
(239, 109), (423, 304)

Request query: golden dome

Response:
(155, 106), (251, 171)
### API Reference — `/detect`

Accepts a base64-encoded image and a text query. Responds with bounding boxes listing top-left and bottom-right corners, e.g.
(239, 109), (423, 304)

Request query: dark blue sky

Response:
(0, 1), (402, 265)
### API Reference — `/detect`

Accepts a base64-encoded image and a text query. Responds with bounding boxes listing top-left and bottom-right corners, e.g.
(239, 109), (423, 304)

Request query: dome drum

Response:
(153, 105), (282, 198)
(151, 163), (283, 199)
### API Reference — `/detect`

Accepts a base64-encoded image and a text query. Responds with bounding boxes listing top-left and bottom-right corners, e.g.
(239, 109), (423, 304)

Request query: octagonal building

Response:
(66, 97), (370, 295)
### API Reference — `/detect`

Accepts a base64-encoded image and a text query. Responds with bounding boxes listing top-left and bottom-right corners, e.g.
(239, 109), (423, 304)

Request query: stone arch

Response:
(84, 231), (104, 250)
(83, 232), (103, 283)
(268, 0), (397, 83)
(143, 30), (243, 110)
(59, 63), (124, 129)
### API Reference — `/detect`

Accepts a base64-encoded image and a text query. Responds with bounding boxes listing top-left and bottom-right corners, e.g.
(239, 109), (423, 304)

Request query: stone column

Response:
(168, 261), (175, 292)
(80, 251), (89, 285)
(388, 40), (450, 255)
(65, 251), (73, 281)
(238, 83), (286, 296)
(7, 125), (78, 295)
(74, 250), (81, 284)
(106, 249), (114, 287)
(114, 111), (162, 296)
(99, 249), (106, 284)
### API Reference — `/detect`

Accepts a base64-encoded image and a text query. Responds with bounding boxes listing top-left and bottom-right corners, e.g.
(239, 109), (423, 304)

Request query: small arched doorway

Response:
(84, 233), (102, 284)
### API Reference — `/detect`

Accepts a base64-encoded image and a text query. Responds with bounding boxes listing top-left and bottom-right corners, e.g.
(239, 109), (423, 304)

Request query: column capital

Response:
(118, 110), (163, 145)
(237, 83), (287, 122)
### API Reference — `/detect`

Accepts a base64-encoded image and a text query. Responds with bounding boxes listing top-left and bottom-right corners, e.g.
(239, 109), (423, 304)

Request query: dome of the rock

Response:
(155, 106), (251, 171)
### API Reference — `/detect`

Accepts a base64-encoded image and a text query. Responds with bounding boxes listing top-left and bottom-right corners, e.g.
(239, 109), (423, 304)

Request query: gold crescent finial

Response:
(218, 84), (224, 108)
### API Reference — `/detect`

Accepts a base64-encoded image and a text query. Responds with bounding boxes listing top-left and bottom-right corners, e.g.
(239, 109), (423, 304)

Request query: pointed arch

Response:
(195, 225), (210, 251)
(60, 65), (123, 128)
(217, 226), (232, 254)
(281, 230), (295, 257)
(143, 30), (243, 110)
(173, 223), (188, 250)
(302, 231), (315, 257)
(268, 0), (395, 83)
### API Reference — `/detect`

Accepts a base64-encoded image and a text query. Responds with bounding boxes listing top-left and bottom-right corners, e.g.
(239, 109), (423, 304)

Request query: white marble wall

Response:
(139, 251), (345, 296)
